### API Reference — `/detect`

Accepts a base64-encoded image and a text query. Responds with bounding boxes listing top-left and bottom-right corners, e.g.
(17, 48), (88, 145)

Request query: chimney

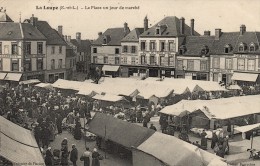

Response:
(98, 32), (102, 37)
(30, 14), (38, 27)
(190, 19), (194, 36)
(76, 32), (81, 41)
(68, 36), (71, 42)
(204, 31), (211, 36)
(64, 35), (67, 41)
(58, 25), (63, 36)
(240, 24), (246, 35)
(215, 29), (222, 40)
(180, 17), (185, 35)
(124, 22), (130, 34)
(144, 16), (148, 31)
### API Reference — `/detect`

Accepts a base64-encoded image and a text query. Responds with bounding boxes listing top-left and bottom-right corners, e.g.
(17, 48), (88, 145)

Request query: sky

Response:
(1, 0), (260, 40)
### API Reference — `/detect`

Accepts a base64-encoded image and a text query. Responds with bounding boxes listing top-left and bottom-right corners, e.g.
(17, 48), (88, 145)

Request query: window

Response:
(11, 59), (19, 71)
(249, 43), (255, 52)
(51, 59), (55, 69)
(4, 45), (9, 54)
(150, 56), (155, 65)
(179, 45), (186, 55)
(104, 57), (108, 64)
(11, 43), (18, 55)
(131, 46), (136, 53)
(141, 55), (146, 64)
(238, 43), (246, 52)
(37, 58), (43, 70)
(150, 41), (156, 51)
(160, 41), (165, 52)
(93, 56), (98, 63)
(200, 61), (208, 71)
(59, 46), (62, 54)
(0, 42), (2, 54)
(123, 46), (128, 53)
(225, 58), (232, 69)
(213, 57), (220, 68)
(93, 48), (97, 53)
(187, 60), (194, 70)
(160, 56), (165, 66)
(122, 57), (127, 64)
(201, 45), (209, 55)
(248, 59), (255, 71)
(58, 59), (62, 68)
(70, 59), (73, 68)
(131, 57), (136, 65)
(115, 48), (119, 54)
(0, 58), (2, 70)
(141, 41), (146, 51)
(103, 38), (107, 44)
(25, 43), (31, 55)
(169, 41), (175, 52)
(237, 59), (245, 70)
(115, 57), (120, 64)
(213, 73), (218, 82)
(37, 42), (43, 54)
(156, 28), (160, 35)
(169, 56), (175, 66)
(177, 60), (183, 70)
(224, 44), (232, 53)
(24, 59), (31, 71)
(51, 46), (55, 54)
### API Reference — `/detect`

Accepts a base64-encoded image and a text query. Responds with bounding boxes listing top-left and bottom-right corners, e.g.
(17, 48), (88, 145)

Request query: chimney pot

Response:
(68, 36), (71, 42)
(30, 14), (38, 27)
(180, 17), (185, 35)
(144, 16), (148, 31)
(204, 31), (211, 36)
(64, 35), (67, 41)
(58, 25), (63, 36)
(76, 32), (81, 41)
(240, 24), (246, 35)
(215, 29), (222, 40)
(98, 32), (102, 37)
(190, 19), (194, 36)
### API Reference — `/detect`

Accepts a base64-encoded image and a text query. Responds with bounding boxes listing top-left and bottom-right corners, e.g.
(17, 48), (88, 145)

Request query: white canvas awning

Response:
(4, 73), (22, 81)
(20, 79), (40, 85)
(102, 65), (120, 72)
(231, 73), (258, 82)
(234, 123), (260, 133)
(92, 94), (126, 102)
(227, 85), (242, 90)
(0, 72), (7, 80)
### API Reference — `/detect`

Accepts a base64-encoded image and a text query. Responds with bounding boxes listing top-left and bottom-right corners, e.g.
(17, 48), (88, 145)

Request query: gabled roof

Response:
(182, 36), (215, 56)
(36, 21), (67, 45)
(70, 39), (91, 53)
(234, 32), (260, 54)
(92, 27), (130, 46)
(0, 12), (13, 22)
(140, 16), (200, 37)
(121, 28), (144, 42)
(0, 22), (46, 40)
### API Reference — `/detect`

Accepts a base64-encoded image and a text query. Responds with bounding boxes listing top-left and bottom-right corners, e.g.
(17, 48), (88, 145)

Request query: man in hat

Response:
(70, 144), (78, 166)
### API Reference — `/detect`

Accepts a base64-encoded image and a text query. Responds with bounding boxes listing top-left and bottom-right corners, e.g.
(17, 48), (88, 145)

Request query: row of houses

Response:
(0, 11), (91, 83)
(91, 16), (260, 85)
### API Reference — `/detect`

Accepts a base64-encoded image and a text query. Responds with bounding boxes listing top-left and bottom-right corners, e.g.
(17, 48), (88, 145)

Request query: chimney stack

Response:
(215, 29), (222, 40)
(98, 32), (102, 37)
(190, 19), (194, 36)
(124, 22), (130, 34)
(76, 32), (81, 41)
(58, 25), (63, 36)
(64, 35), (67, 41)
(180, 17), (185, 35)
(30, 14), (38, 27)
(240, 24), (246, 35)
(68, 36), (71, 42)
(144, 16), (148, 31)
(204, 31), (211, 36)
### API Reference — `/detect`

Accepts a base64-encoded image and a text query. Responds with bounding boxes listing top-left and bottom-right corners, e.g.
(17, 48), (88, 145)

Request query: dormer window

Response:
(201, 45), (209, 55)
(224, 44), (232, 53)
(238, 42), (246, 52)
(179, 45), (186, 55)
(156, 28), (160, 35)
(103, 38), (107, 44)
(249, 43), (256, 52)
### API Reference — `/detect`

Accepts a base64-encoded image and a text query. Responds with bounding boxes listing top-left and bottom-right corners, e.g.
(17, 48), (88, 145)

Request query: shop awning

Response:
(20, 79), (40, 85)
(227, 85), (242, 90)
(102, 65), (120, 72)
(234, 123), (260, 133)
(0, 72), (7, 80)
(4, 73), (22, 81)
(231, 73), (258, 82)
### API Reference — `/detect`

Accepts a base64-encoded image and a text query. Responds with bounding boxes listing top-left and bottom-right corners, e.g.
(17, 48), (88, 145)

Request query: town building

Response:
(91, 23), (130, 77)
(139, 16), (200, 78)
(0, 12), (47, 83)
(25, 15), (67, 83)
(210, 26), (260, 85)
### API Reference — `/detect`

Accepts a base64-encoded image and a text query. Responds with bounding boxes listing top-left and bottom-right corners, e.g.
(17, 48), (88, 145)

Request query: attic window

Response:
(224, 44), (232, 53)
(156, 28), (160, 35)
(201, 45), (209, 55)
(179, 45), (186, 55)
(103, 38), (107, 44)
(249, 43), (256, 52)
(8, 31), (12, 35)
(238, 42), (246, 52)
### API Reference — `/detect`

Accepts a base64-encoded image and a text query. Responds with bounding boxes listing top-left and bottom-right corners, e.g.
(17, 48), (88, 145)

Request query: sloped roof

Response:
(140, 16), (200, 37)
(36, 21), (67, 45)
(0, 12), (13, 22)
(88, 113), (155, 149)
(182, 36), (215, 56)
(66, 47), (77, 57)
(0, 23), (46, 40)
(92, 27), (130, 45)
(121, 28), (144, 42)
(70, 39), (91, 53)
(211, 32), (239, 54)
(234, 32), (260, 54)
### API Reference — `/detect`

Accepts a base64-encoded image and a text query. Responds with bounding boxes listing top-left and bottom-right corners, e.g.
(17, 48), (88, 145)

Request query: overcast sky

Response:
(1, 0), (260, 40)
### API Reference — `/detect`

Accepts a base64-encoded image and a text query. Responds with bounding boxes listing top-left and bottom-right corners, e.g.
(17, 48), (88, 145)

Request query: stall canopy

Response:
(92, 94), (127, 102)
(234, 123), (260, 133)
(20, 79), (40, 85)
(227, 84), (242, 90)
(34, 83), (53, 90)
(52, 79), (83, 91)
(0, 116), (44, 165)
(0, 72), (7, 80)
(88, 113), (155, 149)
(134, 132), (226, 166)
(4, 73), (22, 81)
(102, 65), (120, 72)
(231, 72), (259, 82)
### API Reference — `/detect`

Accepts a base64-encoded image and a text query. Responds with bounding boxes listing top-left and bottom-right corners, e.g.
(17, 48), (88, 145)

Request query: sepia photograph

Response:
(0, 0), (260, 165)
